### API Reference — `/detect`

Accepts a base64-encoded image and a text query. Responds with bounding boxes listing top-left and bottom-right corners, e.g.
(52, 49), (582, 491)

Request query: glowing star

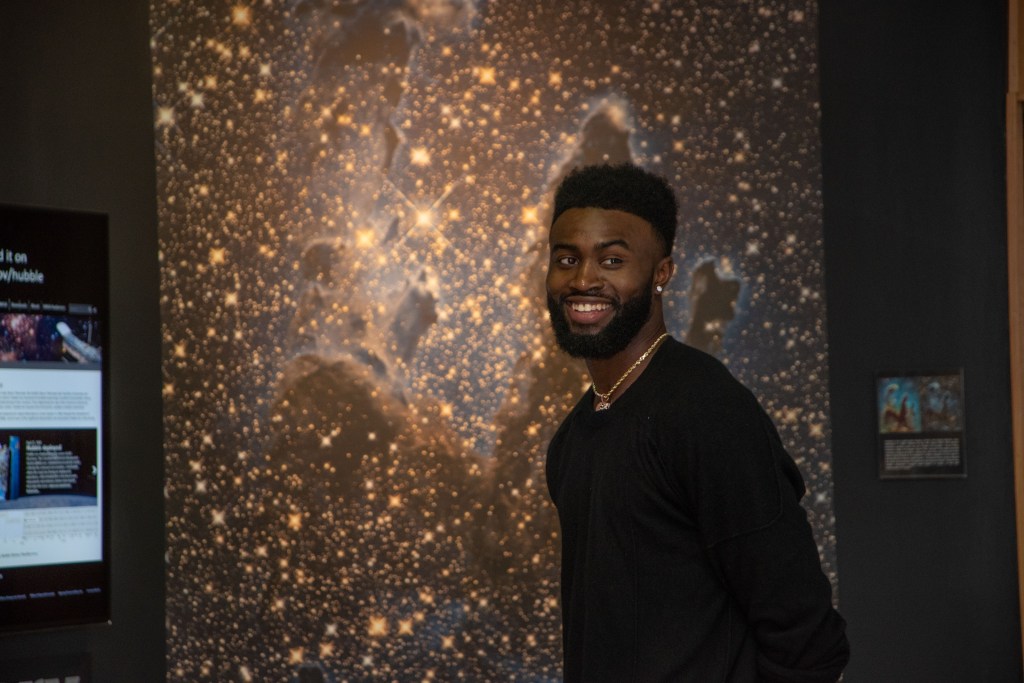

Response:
(368, 615), (388, 637)
(319, 642), (334, 658)
(388, 495), (403, 509)
(225, 292), (238, 307)
(521, 206), (539, 224)
(231, 5), (252, 26)
(287, 513), (302, 530)
(398, 619), (414, 635)
(190, 93), (205, 108)
(209, 248), (226, 265)
(477, 67), (496, 85)
(156, 107), (175, 127)
(356, 229), (375, 249)
(548, 71), (562, 86)
(414, 209), (434, 228)
(288, 647), (304, 664)
(211, 510), (226, 526)
(441, 635), (455, 649)
(410, 147), (431, 166)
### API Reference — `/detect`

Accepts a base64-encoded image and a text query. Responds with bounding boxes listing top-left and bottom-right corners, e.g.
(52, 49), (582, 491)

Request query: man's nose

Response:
(571, 259), (601, 292)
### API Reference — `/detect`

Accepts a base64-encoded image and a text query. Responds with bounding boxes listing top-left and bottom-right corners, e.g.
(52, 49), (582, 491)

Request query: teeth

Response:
(571, 302), (610, 313)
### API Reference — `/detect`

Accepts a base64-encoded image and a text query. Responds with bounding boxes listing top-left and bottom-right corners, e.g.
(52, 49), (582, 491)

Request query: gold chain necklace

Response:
(593, 332), (669, 411)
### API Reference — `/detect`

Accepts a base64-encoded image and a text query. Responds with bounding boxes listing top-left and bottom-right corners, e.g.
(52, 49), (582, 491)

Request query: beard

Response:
(546, 286), (653, 359)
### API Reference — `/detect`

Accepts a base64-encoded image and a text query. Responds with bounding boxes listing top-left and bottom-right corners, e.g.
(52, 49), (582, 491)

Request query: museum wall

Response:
(820, 0), (1023, 681)
(0, 1), (1019, 682)
(0, 1), (165, 682)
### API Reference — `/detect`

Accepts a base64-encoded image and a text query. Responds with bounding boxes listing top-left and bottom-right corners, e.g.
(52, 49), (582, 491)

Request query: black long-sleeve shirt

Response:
(546, 338), (849, 682)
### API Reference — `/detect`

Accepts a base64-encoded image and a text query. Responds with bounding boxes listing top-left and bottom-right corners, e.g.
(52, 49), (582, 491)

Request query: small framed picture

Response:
(876, 370), (966, 479)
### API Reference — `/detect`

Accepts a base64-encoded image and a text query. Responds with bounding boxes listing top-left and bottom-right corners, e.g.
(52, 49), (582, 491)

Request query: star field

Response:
(152, 1), (835, 680)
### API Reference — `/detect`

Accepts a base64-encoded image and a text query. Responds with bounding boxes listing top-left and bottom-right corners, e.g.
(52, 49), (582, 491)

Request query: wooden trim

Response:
(1010, 94), (1024, 674)
(1009, 0), (1024, 669)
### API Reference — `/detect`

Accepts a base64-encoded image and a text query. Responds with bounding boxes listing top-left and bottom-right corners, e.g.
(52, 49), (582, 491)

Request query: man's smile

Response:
(569, 301), (611, 312)
(564, 298), (616, 327)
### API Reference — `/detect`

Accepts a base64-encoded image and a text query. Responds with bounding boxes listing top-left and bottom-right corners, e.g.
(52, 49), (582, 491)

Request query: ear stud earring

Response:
(656, 285), (664, 293)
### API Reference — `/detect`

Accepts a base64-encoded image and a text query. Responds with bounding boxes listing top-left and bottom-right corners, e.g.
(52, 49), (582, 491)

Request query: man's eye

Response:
(556, 256), (577, 266)
(602, 257), (623, 265)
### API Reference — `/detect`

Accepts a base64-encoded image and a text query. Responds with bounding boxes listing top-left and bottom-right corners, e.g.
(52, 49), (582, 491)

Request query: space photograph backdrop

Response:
(151, 1), (835, 680)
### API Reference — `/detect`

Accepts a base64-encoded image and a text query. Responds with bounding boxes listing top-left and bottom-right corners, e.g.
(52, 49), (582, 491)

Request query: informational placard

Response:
(0, 204), (109, 632)
(877, 370), (966, 479)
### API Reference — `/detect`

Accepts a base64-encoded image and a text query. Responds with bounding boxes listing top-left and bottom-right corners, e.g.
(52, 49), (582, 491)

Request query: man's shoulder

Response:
(654, 339), (754, 404)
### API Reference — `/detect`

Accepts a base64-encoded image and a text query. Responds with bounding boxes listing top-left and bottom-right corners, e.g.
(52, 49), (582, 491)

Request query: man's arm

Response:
(700, 411), (850, 682)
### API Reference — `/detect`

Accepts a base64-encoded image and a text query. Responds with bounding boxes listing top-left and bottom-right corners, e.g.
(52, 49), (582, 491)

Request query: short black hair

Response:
(551, 163), (678, 256)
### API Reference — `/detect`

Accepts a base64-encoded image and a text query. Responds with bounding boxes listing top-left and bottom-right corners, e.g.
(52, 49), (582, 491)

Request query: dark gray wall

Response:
(0, 2), (165, 681)
(820, 1), (1022, 681)
(0, 1), (1019, 681)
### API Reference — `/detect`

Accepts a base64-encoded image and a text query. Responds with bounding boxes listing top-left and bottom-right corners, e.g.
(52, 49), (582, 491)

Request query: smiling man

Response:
(544, 164), (849, 682)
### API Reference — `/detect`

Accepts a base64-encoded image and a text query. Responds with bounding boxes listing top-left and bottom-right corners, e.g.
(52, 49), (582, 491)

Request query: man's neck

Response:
(586, 322), (669, 398)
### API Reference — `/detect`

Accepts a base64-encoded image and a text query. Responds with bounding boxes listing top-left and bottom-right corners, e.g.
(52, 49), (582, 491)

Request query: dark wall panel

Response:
(0, 2), (164, 681)
(820, 1), (1022, 681)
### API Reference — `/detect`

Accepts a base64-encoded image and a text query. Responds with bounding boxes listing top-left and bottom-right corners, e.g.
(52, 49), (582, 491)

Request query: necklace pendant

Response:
(595, 400), (611, 411)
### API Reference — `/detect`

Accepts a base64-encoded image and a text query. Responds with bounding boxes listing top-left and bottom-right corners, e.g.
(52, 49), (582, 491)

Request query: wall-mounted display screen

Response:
(0, 204), (109, 632)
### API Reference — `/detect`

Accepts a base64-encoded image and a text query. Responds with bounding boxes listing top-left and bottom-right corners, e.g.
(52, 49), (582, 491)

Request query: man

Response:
(544, 163), (849, 682)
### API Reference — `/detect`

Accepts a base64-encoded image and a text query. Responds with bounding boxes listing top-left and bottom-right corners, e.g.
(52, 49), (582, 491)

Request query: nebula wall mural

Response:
(151, 1), (834, 680)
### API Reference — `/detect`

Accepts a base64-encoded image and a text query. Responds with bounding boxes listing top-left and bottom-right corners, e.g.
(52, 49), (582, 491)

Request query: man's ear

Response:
(655, 255), (675, 290)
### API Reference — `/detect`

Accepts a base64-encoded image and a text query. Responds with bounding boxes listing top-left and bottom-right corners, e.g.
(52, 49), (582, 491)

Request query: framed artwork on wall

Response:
(876, 370), (966, 480)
